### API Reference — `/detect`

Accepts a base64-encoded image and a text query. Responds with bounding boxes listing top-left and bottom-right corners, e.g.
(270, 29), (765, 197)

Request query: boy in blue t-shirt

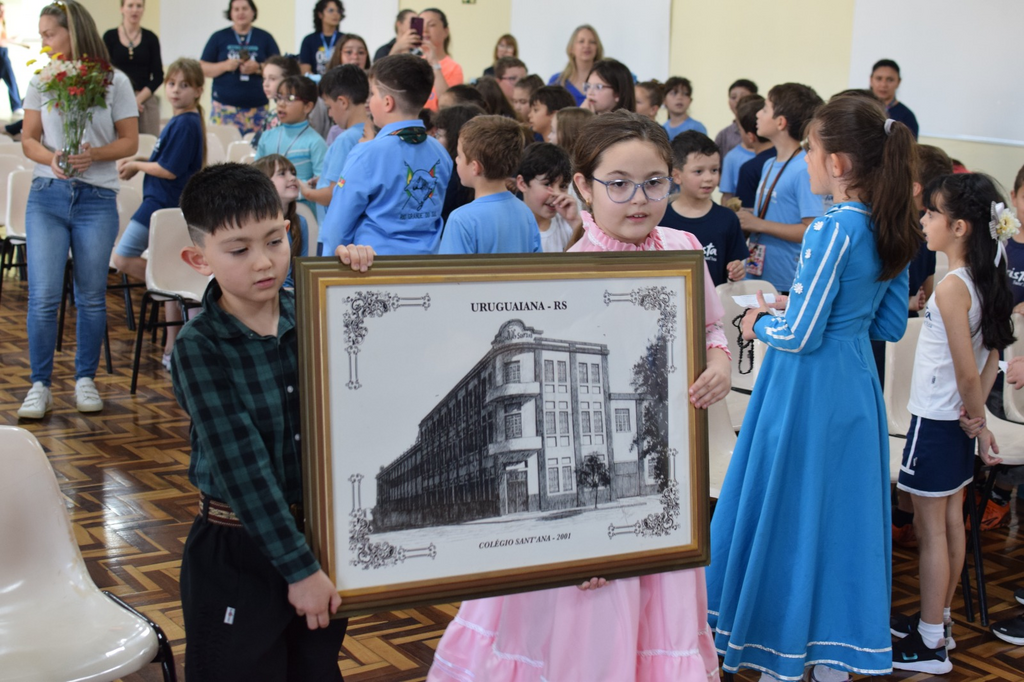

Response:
(662, 76), (707, 140)
(256, 75), (327, 185)
(320, 54), (453, 256)
(660, 131), (748, 286)
(720, 94), (772, 205)
(300, 65), (372, 239)
(739, 83), (825, 293)
(439, 115), (540, 255)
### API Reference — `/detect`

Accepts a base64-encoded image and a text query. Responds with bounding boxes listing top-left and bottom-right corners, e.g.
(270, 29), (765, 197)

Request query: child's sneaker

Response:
(890, 611), (955, 650)
(75, 377), (103, 413)
(162, 353), (172, 371)
(892, 629), (952, 673)
(17, 382), (53, 419)
(992, 614), (1024, 645)
(1015, 587), (1024, 606)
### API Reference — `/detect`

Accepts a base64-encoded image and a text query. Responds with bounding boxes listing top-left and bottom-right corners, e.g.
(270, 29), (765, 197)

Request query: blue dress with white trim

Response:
(706, 201), (910, 680)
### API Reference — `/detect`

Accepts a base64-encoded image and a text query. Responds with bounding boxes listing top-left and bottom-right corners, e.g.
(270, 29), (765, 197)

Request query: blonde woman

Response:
(19, 0), (138, 418)
(548, 24), (603, 106)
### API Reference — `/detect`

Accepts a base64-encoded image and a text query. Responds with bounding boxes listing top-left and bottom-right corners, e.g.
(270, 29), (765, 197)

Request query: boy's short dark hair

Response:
(517, 142), (571, 186)
(736, 94), (767, 142)
(444, 84), (486, 108)
(528, 85), (576, 113)
(181, 163), (282, 244)
(670, 130), (719, 169)
(279, 75), (319, 104)
(368, 54), (434, 112)
(494, 56), (527, 79)
(916, 144), (953, 189)
(729, 78), (757, 94)
(871, 58), (900, 76)
(664, 76), (692, 97)
(460, 115), (527, 180)
(767, 83), (823, 141)
(514, 74), (544, 95)
(319, 64), (368, 104)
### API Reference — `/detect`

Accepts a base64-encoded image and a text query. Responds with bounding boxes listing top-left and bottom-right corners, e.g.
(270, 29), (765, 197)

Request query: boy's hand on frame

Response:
(336, 244), (375, 272)
(288, 570), (342, 629)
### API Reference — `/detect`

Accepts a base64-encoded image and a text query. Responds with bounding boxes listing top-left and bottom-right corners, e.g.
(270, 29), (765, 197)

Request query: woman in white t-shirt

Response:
(18, 0), (138, 419)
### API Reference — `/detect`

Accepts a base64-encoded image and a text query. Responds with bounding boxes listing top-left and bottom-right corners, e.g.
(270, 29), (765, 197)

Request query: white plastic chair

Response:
(208, 123), (243, 150)
(1002, 314), (1024, 423)
(0, 169), (32, 304)
(136, 132), (158, 159)
(295, 201), (319, 255)
(0, 134), (15, 144)
(0, 426), (176, 681)
(0, 144), (28, 162)
(131, 208), (210, 393)
(227, 140), (255, 163)
(883, 316), (924, 437)
(0, 154), (26, 225)
(206, 132), (226, 165)
(716, 280), (779, 431)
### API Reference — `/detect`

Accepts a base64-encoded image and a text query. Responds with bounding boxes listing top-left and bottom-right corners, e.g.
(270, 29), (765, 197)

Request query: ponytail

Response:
(813, 96), (920, 280)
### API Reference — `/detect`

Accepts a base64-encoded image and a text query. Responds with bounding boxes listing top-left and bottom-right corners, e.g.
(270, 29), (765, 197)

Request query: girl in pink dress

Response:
(428, 110), (731, 682)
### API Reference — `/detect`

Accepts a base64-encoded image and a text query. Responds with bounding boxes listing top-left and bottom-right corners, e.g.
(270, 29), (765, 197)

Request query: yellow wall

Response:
(398, 0), (511, 81)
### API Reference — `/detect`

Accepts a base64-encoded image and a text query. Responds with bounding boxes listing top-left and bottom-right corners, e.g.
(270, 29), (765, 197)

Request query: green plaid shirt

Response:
(171, 280), (318, 584)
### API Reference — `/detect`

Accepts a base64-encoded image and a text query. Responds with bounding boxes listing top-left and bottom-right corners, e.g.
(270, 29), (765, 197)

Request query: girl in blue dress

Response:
(707, 95), (920, 681)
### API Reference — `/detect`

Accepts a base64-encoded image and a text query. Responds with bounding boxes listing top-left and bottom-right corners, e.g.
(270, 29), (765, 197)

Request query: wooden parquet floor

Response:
(2, 270), (1024, 681)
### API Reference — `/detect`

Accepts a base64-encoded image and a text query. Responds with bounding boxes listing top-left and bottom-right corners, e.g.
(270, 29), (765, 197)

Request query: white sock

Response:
(812, 664), (849, 682)
(943, 606), (952, 624)
(919, 618), (945, 649)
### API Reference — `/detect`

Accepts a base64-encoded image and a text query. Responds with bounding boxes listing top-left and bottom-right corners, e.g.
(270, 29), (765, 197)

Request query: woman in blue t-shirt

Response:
(199, 0), (280, 136)
(113, 58), (206, 370)
(548, 24), (603, 106)
(298, 0), (344, 77)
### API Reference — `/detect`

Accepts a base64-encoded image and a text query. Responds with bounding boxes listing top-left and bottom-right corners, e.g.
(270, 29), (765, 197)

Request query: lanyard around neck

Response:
(277, 123), (311, 157)
(755, 151), (799, 220)
(320, 31), (338, 52)
(234, 30), (251, 46)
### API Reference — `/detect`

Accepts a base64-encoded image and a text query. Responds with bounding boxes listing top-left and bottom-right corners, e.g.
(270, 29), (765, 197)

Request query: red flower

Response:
(79, 65), (88, 76)
(55, 71), (67, 82)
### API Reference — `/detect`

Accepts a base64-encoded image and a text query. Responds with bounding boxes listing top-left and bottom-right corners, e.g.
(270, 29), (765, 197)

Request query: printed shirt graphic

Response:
(319, 119), (453, 256)
(201, 27), (280, 108)
(1006, 239), (1024, 306)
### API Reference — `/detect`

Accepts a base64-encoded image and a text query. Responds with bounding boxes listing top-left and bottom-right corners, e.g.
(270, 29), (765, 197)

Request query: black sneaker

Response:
(1015, 587), (1024, 606)
(892, 629), (952, 674)
(890, 611), (955, 649)
(992, 615), (1024, 645)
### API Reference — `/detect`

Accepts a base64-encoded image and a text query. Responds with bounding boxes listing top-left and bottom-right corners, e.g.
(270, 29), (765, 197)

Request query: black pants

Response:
(181, 514), (348, 682)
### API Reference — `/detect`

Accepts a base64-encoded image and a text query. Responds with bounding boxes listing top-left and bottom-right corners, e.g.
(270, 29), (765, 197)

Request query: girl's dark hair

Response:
(589, 59), (635, 113)
(312, 0), (344, 34)
(251, 154), (302, 260)
(223, 0), (257, 22)
(924, 173), (1015, 350)
(571, 110), (671, 204)
(443, 84), (485, 109)
(811, 95), (919, 281)
(278, 75), (318, 104)
(433, 103), (485, 158)
(475, 76), (516, 118)
(420, 8), (450, 53)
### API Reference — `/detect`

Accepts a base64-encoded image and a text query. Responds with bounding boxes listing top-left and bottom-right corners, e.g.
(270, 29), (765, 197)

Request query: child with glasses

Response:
(493, 56), (527, 102)
(427, 110), (728, 682)
(583, 58), (634, 114)
(255, 75), (327, 188)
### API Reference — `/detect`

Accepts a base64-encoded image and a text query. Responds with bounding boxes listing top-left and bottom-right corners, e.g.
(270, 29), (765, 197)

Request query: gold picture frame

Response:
(295, 252), (709, 618)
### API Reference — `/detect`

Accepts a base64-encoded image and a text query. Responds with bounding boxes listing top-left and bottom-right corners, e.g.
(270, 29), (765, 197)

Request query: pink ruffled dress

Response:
(427, 214), (726, 682)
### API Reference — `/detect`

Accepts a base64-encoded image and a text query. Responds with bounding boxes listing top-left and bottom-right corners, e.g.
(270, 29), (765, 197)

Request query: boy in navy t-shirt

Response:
(660, 131), (747, 286)
(1008, 164), (1024, 309)
(439, 115), (540, 255)
(738, 83), (824, 293)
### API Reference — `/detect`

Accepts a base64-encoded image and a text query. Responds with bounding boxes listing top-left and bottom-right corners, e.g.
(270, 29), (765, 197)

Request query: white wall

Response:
(293, 0), (397, 63)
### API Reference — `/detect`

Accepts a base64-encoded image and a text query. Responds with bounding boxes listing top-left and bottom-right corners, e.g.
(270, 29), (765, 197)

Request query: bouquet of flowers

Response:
(29, 47), (114, 176)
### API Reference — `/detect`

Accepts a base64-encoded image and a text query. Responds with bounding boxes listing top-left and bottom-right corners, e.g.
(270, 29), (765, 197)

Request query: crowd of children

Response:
(16, 3), (1024, 680)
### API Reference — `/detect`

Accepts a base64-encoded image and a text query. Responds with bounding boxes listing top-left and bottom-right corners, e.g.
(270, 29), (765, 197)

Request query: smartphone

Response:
(410, 16), (424, 37)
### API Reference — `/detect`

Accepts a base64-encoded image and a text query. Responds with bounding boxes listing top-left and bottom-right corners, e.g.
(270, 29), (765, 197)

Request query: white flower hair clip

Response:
(990, 201), (1021, 267)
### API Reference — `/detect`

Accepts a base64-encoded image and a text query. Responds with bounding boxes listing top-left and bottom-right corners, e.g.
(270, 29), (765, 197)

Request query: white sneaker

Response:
(75, 377), (103, 413)
(17, 382), (53, 419)
(161, 353), (172, 371)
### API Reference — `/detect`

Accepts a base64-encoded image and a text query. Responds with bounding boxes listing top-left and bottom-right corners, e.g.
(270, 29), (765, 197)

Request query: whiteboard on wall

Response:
(849, 0), (1024, 146)
(293, 0), (398, 64)
(510, 0), (671, 84)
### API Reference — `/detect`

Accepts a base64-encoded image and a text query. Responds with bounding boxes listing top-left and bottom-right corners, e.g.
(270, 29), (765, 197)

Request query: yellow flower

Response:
(40, 46), (52, 54)
(26, 59), (36, 66)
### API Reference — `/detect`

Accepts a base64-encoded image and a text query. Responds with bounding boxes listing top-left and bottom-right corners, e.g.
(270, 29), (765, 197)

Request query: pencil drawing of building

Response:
(373, 320), (663, 532)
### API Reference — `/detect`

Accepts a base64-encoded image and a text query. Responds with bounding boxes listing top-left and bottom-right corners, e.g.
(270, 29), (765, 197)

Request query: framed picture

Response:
(295, 252), (709, 618)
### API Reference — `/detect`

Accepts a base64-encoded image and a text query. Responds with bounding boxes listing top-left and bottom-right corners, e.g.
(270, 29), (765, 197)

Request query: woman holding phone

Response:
(418, 8), (462, 111)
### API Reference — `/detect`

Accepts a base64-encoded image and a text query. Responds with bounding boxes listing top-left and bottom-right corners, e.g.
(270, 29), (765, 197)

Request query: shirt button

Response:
(294, 434), (301, 442)
(287, 385), (294, 393)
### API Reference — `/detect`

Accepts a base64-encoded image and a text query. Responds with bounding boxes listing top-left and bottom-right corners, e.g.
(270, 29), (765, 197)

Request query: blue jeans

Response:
(26, 178), (118, 385)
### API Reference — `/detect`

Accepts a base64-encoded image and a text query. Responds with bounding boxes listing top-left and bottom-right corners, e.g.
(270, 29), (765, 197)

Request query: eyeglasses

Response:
(275, 93), (304, 104)
(499, 75), (519, 83)
(592, 177), (671, 204)
(582, 82), (607, 93)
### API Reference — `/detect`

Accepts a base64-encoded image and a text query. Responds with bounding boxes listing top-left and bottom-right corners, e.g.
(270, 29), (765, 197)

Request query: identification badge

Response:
(746, 243), (765, 277)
